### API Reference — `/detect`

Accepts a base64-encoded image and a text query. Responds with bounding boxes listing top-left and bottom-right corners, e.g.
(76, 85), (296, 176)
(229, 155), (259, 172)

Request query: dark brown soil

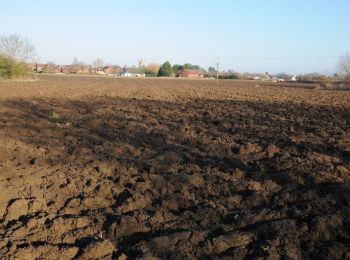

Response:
(0, 75), (350, 259)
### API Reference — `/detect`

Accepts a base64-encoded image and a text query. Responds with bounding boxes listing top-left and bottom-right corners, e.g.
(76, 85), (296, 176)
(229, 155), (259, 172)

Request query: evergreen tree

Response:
(158, 61), (173, 77)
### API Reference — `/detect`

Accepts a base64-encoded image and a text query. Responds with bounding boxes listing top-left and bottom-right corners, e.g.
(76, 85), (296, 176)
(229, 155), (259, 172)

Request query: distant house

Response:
(120, 72), (145, 77)
(26, 63), (36, 72)
(120, 66), (146, 77)
(102, 66), (121, 76)
(133, 73), (145, 78)
(34, 64), (46, 73)
(77, 65), (92, 74)
(180, 70), (205, 78)
(262, 74), (272, 81)
(120, 72), (134, 77)
(271, 76), (278, 82)
(56, 65), (65, 73)
(96, 70), (106, 76)
(42, 63), (57, 73)
(60, 65), (78, 74)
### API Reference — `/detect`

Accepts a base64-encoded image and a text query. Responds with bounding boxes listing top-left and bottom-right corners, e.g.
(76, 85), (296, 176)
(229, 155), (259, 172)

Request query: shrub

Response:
(157, 61), (173, 77)
(0, 55), (29, 79)
(0, 55), (9, 77)
(219, 74), (239, 80)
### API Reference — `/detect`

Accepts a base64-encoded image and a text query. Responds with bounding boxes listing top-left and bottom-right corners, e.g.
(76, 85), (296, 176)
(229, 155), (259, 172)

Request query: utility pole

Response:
(215, 58), (220, 86)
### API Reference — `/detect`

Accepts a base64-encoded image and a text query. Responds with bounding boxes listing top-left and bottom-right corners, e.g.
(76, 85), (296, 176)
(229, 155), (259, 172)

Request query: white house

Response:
(121, 72), (146, 77)
(121, 72), (134, 77)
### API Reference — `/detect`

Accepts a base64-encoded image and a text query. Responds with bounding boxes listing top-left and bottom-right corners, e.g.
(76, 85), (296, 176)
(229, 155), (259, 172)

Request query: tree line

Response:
(157, 61), (207, 77)
(1, 34), (350, 81)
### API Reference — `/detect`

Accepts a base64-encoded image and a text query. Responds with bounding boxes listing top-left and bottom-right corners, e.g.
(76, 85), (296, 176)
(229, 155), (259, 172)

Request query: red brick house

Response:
(180, 70), (205, 78)
(60, 65), (78, 74)
(42, 63), (57, 73)
(34, 63), (46, 72)
(102, 66), (121, 76)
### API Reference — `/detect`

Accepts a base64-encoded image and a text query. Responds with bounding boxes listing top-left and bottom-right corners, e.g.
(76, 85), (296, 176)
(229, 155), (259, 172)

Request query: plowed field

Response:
(1, 75), (350, 259)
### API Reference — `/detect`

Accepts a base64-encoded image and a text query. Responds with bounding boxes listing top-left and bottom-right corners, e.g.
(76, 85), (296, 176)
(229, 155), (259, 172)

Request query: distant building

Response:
(59, 65), (79, 74)
(77, 65), (92, 74)
(262, 72), (272, 81)
(133, 73), (145, 78)
(121, 72), (134, 77)
(96, 70), (106, 76)
(102, 66), (121, 76)
(180, 70), (205, 78)
(271, 76), (278, 82)
(34, 63), (46, 73)
(120, 72), (145, 77)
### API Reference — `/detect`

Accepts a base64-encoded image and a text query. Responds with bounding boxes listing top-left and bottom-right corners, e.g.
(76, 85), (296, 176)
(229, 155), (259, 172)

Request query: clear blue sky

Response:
(1, 0), (349, 74)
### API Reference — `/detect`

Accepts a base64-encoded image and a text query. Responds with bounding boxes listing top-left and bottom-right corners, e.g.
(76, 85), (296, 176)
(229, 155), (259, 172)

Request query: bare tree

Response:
(0, 34), (35, 62)
(145, 63), (160, 74)
(338, 52), (350, 78)
(93, 58), (104, 71)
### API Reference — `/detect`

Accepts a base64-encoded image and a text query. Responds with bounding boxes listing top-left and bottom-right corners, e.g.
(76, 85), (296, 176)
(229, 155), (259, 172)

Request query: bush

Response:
(0, 55), (29, 79)
(219, 74), (239, 80)
(157, 61), (173, 77)
(0, 55), (9, 77)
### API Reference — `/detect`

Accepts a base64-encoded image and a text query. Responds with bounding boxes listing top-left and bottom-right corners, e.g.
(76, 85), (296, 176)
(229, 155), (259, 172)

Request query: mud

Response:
(0, 75), (350, 259)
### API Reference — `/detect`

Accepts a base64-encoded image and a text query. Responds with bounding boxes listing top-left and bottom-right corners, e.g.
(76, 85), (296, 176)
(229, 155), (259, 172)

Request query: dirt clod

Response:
(0, 76), (350, 259)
